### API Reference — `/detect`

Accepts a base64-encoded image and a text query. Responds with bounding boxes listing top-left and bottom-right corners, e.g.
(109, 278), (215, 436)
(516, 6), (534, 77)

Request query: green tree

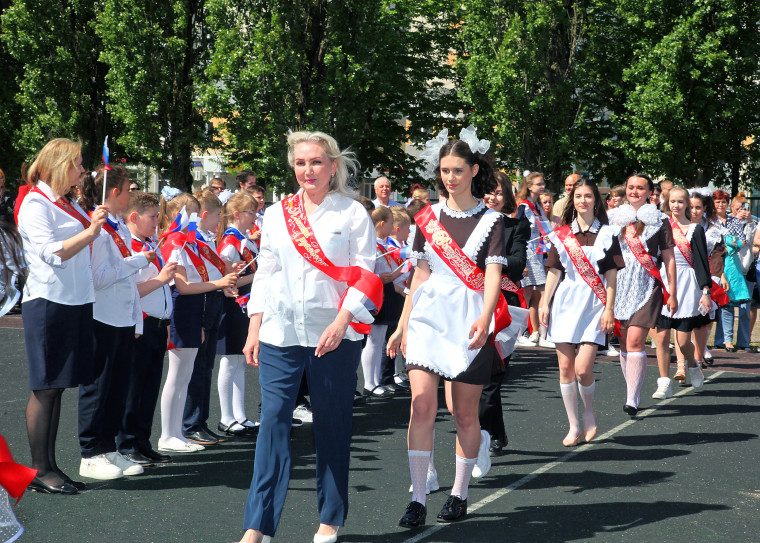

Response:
(1, 0), (110, 170)
(96, 0), (212, 190)
(202, 0), (461, 193)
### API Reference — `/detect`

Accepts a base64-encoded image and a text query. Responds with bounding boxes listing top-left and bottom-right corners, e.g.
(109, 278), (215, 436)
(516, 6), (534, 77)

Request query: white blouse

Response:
(91, 214), (149, 328)
(18, 181), (95, 306)
(248, 190), (376, 347)
(132, 235), (173, 333)
(196, 229), (223, 280)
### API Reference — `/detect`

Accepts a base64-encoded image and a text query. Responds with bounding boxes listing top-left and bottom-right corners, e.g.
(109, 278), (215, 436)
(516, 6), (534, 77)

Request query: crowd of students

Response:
(1, 132), (758, 543)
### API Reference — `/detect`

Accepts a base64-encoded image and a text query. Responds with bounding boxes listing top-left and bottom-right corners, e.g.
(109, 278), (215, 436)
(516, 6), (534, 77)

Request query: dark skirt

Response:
(375, 283), (404, 326)
(170, 289), (204, 349)
(657, 313), (712, 332)
(619, 285), (664, 330)
(407, 334), (495, 386)
(23, 298), (94, 390)
(217, 289), (249, 355)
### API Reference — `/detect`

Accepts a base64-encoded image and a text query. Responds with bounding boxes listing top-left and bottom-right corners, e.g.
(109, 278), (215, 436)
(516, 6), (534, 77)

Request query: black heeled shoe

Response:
(399, 501), (426, 528)
(28, 476), (78, 495)
(436, 495), (467, 522)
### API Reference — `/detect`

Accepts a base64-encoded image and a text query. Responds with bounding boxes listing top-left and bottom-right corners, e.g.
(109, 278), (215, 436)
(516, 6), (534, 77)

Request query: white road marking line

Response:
(401, 371), (725, 543)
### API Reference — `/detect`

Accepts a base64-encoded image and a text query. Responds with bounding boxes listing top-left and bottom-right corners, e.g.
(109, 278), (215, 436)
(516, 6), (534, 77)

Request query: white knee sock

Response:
(409, 450), (432, 505)
(560, 381), (580, 437)
(428, 430), (436, 473)
(578, 380), (596, 431)
(231, 355), (249, 423)
(450, 455), (477, 500)
(160, 348), (198, 442)
(625, 351), (647, 408)
(360, 325), (387, 390)
(619, 351), (628, 378)
(217, 355), (237, 427)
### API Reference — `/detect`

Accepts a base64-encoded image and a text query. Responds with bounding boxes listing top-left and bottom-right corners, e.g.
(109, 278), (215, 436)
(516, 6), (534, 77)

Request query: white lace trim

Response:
(571, 218), (601, 234)
(406, 358), (460, 380)
(410, 250), (428, 262)
(468, 210), (501, 260)
(485, 255), (509, 266)
(684, 222), (697, 241)
(704, 222), (725, 255)
(615, 249), (656, 320)
(440, 199), (485, 218)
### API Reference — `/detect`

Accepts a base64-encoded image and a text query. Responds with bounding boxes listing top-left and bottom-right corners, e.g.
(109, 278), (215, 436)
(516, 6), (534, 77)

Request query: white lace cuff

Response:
(485, 256), (509, 267)
(410, 250), (428, 261)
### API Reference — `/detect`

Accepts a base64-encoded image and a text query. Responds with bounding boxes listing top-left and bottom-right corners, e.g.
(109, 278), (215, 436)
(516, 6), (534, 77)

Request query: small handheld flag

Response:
(185, 213), (199, 245)
(101, 136), (110, 206)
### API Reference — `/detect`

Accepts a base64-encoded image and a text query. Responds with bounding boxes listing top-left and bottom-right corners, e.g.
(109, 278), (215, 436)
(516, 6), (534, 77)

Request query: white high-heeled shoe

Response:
(313, 528), (338, 543)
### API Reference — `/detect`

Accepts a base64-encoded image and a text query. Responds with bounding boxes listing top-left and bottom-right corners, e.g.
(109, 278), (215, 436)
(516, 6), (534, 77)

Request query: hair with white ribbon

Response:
(218, 189), (233, 205)
(161, 186), (182, 201)
(419, 125), (491, 173)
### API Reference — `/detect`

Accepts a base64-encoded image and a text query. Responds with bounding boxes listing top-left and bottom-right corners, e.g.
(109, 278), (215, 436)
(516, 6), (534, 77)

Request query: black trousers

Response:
(117, 318), (169, 453)
(79, 320), (135, 457)
(478, 356), (510, 443)
(183, 291), (223, 433)
(379, 326), (398, 386)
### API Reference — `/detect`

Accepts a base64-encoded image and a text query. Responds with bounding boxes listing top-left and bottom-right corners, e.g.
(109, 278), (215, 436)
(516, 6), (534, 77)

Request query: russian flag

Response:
(389, 246), (411, 260)
(167, 206), (189, 234)
(102, 136), (111, 171)
(186, 213), (199, 244)
(236, 293), (250, 310)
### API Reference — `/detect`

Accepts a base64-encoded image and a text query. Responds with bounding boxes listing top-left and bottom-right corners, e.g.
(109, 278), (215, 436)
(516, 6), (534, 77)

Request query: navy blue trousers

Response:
(243, 340), (361, 536)
(183, 291), (223, 433)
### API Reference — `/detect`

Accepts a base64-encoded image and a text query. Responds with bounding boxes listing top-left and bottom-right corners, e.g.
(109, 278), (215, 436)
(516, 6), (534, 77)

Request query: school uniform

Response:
(18, 181), (95, 390)
(217, 227), (257, 355)
(516, 199), (549, 287)
(117, 235), (173, 455)
(79, 214), (149, 458)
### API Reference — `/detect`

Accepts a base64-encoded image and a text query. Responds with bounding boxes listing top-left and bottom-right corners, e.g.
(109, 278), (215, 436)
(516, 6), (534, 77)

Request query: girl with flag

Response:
(608, 174), (677, 416)
(18, 138), (108, 494)
(216, 190), (260, 436)
(539, 179), (624, 446)
(78, 165), (153, 480)
(515, 171), (554, 347)
(157, 190), (237, 453)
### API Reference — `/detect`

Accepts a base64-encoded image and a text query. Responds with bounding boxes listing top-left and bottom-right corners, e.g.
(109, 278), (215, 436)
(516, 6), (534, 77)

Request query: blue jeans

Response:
(243, 340), (361, 536)
(717, 301), (751, 348)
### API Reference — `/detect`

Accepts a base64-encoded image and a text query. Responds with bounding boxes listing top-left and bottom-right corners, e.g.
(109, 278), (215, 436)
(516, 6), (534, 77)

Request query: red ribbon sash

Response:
(623, 223), (669, 303)
(670, 219), (729, 307)
(414, 205), (512, 335)
(218, 234), (256, 268)
(160, 232), (209, 282)
(132, 238), (162, 273)
(102, 222), (132, 258)
(196, 240), (227, 276)
(555, 225), (621, 336)
(30, 187), (91, 231)
(282, 193), (383, 334)
(0, 434), (37, 504)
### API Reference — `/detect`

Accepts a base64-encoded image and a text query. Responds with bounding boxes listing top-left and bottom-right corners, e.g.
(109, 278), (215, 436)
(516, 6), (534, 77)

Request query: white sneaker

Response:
(408, 468), (440, 494)
(606, 346), (619, 357)
(158, 438), (205, 453)
(652, 377), (673, 399)
(79, 454), (123, 480)
(515, 335), (537, 347)
(538, 338), (555, 348)
(472, 430), (492, 478)
(293, 404), (313, 423)
(528, 331), (540, 343)
(105, 451), (144, 476)
(688, 365), (704, 390)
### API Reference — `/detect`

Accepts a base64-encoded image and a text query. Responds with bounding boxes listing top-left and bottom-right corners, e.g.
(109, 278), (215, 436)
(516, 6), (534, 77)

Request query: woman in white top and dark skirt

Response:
(239, 131), (378, 543)
(18, 138), (108, 494)
(608, 174), (677, 416)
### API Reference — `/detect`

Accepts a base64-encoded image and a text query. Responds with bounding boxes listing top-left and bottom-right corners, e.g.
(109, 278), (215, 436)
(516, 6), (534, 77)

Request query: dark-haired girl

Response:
(608, 175), (677, 416)
(398, 131), (506, 527)
(77, 165), (154, 480)
(540, 180), (623, 446)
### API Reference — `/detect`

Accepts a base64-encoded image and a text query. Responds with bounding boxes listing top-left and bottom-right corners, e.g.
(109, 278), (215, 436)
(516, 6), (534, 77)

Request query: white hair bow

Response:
(218, 189), (233, 205)
(161, 186), (182, 201)
(419, 128), (449, 173)
(459, 125), (490, 155)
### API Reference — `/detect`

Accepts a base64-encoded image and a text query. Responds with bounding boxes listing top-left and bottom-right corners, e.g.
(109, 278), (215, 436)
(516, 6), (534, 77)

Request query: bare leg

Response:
(653, 327), (671, 378)
(556, 343), (581, 446)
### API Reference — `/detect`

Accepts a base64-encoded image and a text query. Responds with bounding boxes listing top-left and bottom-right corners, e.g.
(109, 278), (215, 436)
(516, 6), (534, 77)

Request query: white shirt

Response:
(18, 181), (95, 306)
(249, 190), (375, 347)
(132, 235), (173, 332)
(219, 227), (259, 263)
(196, 229), (224, 280)
(167, 243), (204, 283)
(372, 198), (401, 208)
(91, 214), (149, 328)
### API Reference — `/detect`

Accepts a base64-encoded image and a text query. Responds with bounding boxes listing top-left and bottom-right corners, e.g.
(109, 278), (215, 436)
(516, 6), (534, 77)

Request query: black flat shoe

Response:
(29, 476), (78, 495)
(436, 495), (467, 522)
(218, 421), (250, 436)
(623, 404), (638, 416)
(122, 452), (153, 466)
(399, 501), (426, 528)
(201, 425), (227, 443)
(138, 448), (172, 463)
(184, 429), (218, 445)
(489, 438), (505, 457)
(54, 470), (86, 491)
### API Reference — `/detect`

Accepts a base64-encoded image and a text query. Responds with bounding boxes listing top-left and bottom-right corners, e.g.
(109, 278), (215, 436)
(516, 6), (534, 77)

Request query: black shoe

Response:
(138, 448), (172, 463)
(218, 421), (249, 436)
(122, 452), (153, 466)
(202, 425), (227, 443)
(623, 404), (638, 416)
(184, 429), (219, 445)
(399, 501), (427, 528)
(436, 495), (467, 522)
(28, 476), (78, 495)
(353, 391), (367, 406)
(364, 385), (394, 398)
(382, 382), (400, 393)
(489, 438), (505, 457)
(54, 470), (86, 491)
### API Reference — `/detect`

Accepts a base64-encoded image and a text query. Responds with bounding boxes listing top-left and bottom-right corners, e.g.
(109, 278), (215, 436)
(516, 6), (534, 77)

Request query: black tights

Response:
(26, 388), (67, 485)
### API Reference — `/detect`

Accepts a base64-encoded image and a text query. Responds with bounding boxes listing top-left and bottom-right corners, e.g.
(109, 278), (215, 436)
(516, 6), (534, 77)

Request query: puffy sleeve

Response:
(411, 224), (428, 261)
(598, 235), (625, 275)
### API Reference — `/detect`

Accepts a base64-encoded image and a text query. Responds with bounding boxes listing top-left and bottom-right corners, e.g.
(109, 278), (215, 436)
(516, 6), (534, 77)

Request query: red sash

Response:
(281, 193), (383, 334)
(415, 205), (511, 335)
(132, 238), (162, 273)
(623, 223), (669, 303)
(555, 225), (621, 336)
(218, 234), (257, 272)
(160, 232), (209, 281)
(196, 239), (227, 276)
(377, 242), (395, 269)
(521, 198), (550, 253)
(670, 219), (730, 307)
(102, 222), (132, 258)
(30, 187), (91, 230)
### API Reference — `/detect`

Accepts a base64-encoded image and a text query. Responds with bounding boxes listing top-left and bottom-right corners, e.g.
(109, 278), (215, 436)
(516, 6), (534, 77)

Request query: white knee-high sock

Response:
(217, 355), (237, 426)
(578, 380), (596, 431)
(160, 348), (198, 442)
(230, 355), (248, 422)
(560, 381), (580, 436)
(428, 430), (436, 473)
(360, 325), (386, 390)
(619, 351), (628, 378)
(625, 351), (647, 408)
(450, 455), (477, 500)
(409, 450), (432, 505)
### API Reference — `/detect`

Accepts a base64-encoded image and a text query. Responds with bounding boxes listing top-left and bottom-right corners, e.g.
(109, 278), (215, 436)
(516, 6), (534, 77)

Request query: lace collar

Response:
(571, 218), (601, 234)
(440, 199), (485, 218)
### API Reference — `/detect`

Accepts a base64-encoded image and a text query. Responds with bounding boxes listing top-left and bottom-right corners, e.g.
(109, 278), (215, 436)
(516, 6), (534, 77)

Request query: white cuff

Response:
(342, 286), (374, 324)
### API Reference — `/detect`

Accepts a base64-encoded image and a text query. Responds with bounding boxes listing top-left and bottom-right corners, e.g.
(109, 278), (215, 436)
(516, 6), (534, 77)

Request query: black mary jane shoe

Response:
(623, 404), (639, 417)
(202, 425), (228, 443)
(489, 438), (505, 457)
(436, 495), (467, 523)
(29, 476), (78, 495)
(218, 421), (250, 437)
(399, 501), (427, 528)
